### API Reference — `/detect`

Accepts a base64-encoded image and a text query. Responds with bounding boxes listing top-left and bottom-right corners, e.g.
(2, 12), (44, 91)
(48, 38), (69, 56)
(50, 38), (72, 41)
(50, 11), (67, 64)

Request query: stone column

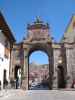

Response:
(48, 48), (54, 89)
(66, 48), (73, 88)
(52, 49), (60, 89)
(48, 57), (53, 89)
(61, 44), (67, 88)
(21, 49), (28, 90)
(53, 67), (58, 89)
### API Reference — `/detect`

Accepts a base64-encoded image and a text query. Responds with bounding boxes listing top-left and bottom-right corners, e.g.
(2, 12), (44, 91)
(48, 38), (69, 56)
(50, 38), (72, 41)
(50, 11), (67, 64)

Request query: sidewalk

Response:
(0, 89), (25, 98)
(53, 87), (75, 91)
(0, 88), (75, 98)
(0, 89), (8, 97)
(60, 88), (75, 91)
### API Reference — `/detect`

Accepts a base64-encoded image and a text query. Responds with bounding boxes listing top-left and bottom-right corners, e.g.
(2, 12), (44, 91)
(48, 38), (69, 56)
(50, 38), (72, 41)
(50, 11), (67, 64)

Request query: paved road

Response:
(0, 89), (75, 100)
(29, 83), (49, 90)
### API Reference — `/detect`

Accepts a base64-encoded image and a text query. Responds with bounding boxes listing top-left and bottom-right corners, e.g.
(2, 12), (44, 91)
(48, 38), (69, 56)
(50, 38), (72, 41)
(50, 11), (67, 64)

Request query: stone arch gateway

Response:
(21, 18), (54, 90)
(11, 17), (67, 90)
(23, 42), (54, 90)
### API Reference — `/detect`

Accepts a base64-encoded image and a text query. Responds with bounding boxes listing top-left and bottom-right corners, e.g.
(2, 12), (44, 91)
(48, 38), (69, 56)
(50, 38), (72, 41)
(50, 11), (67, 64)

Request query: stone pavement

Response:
(0, 89), (25, 97)
(0, 89), (8, 97)
(0, 89), (75, 100)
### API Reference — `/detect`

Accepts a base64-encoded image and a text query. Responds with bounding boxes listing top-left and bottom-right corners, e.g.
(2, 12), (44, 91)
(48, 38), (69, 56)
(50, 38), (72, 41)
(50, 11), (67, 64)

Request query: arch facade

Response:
(10, 18), (67, 90)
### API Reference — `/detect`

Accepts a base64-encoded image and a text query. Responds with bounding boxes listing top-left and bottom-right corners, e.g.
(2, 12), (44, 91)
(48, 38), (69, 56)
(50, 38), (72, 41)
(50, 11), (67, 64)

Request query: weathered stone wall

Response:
(71, 46), (75, 80)
(66, 44), (75, 87)
(53, 48), (60, 88)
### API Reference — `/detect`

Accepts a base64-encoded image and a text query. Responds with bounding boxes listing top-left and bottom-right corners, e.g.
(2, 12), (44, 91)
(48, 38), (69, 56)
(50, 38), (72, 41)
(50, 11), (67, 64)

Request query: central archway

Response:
(28, 50), (49, 90)
(25, 43), (54, 90)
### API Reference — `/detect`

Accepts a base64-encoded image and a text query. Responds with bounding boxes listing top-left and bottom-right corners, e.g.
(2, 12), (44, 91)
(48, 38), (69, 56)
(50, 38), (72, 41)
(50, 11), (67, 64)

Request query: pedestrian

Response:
(16, 76), (19, 89)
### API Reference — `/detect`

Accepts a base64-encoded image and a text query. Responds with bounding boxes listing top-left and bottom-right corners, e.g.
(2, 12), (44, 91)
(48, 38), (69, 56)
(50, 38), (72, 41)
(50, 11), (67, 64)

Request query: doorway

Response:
(14, 65), (21, 89)
(3, 69), (8, 88)
(57, 65), (65, 88)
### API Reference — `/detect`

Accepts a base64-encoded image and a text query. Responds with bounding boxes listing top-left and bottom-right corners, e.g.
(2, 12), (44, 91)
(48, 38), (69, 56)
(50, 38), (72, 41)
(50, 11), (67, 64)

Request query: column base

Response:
(21, 78), (28, 90)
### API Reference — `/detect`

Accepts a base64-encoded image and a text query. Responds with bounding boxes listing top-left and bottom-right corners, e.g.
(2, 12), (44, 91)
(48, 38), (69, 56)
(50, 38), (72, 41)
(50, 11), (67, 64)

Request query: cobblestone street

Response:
(0, 89), (75, 100)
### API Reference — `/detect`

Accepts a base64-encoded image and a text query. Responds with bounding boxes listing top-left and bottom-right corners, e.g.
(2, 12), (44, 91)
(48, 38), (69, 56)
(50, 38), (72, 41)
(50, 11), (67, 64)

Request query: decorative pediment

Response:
(25, 17), (52, 42)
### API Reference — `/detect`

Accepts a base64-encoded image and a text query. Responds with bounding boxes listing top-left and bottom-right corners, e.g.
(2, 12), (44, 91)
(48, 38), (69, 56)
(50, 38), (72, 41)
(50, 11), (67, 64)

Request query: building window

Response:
(4, 40), (10, 59)
(5, 40), (9, 48)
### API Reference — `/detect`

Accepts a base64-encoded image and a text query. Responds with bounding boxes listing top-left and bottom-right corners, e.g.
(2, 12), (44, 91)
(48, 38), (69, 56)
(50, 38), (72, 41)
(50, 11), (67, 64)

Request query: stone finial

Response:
(34, 16), (43, 24)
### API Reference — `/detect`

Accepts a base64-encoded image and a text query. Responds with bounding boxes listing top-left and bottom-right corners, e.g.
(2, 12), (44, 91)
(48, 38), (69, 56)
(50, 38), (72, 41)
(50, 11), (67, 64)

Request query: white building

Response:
(0, 12), (15, 89)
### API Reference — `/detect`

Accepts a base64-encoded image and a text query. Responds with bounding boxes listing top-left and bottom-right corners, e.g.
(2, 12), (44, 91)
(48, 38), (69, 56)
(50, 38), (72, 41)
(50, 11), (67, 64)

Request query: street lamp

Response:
(58, 56), (62, 65)
(55, 56), (63, 72)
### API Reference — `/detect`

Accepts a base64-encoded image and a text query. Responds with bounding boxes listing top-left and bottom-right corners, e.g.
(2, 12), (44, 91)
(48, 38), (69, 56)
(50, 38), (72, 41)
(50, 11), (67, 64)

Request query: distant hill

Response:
(29, 62), (49, 72)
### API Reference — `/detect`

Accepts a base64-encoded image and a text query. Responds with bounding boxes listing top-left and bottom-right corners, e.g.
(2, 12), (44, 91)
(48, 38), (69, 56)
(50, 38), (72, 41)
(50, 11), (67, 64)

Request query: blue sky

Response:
(30, 51), (48, 64)
(0, 0), (75, 64)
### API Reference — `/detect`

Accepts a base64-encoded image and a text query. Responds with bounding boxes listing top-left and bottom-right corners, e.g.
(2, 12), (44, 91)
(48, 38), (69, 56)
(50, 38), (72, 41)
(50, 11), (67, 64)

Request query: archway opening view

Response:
(29, 51), (49, 90)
